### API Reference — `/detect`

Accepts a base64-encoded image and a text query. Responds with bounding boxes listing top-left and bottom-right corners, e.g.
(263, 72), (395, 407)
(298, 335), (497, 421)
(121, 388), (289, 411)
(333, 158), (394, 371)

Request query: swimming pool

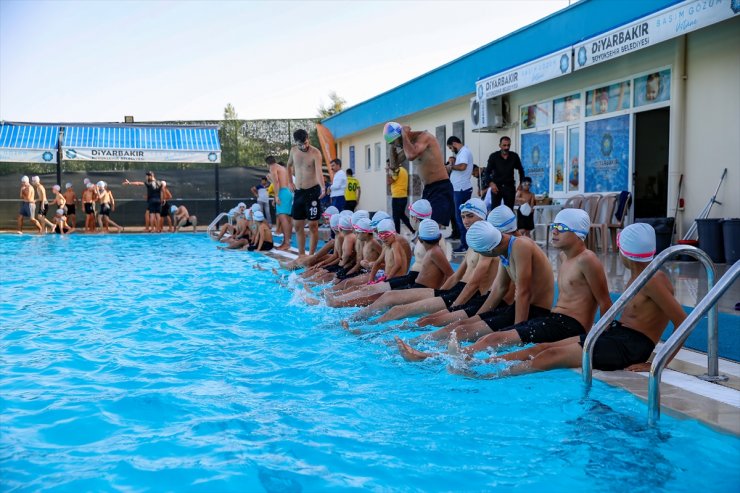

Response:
(1, 234), (738, 492)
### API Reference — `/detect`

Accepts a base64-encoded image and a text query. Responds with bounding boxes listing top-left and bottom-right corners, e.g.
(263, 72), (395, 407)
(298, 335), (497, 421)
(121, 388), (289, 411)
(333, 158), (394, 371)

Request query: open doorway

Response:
(634, 108), (670, 218)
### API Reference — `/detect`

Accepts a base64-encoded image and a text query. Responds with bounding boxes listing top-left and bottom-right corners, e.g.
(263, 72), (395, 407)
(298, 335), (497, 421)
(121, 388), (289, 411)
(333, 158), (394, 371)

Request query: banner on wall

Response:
(585, 115), (630, 193)
(61, 148), (220, 163)
(521, 131), (550, 194)
(574, 0), (739, 70)
(634, 69), (672, 107)
(0, 149), (57, 164)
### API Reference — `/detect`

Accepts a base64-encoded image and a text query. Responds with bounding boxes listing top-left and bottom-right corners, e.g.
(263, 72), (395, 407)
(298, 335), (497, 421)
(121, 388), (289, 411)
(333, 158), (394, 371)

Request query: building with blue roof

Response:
(323, 0), (739, 239)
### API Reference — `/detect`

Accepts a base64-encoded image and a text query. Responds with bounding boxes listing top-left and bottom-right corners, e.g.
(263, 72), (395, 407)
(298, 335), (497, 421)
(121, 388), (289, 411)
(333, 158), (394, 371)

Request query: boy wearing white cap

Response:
(397, 219), (453, 290)
(158, 181), (174, 232)
(51, 208), (73, 234)
(453, 224), (687, 376)
(51, 184), (67, 212)
(308, 215), (357, 284)
(63, 183), (78, 229)
(397, 208), (611, 361)
(247, 211), (274, 251)
(173, 205), (198, 233)
(17, 176), (43, 234)
(32, 176), (55, 232)
(327, 217), (384, 292)
(81, 183), (97, 232)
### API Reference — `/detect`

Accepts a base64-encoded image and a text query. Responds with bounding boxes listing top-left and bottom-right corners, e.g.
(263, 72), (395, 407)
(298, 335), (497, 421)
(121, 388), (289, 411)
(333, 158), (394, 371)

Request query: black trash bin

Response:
(696, 218), (725, 263)
(635, 217), (675, 254)
(722, 218), (740, 264)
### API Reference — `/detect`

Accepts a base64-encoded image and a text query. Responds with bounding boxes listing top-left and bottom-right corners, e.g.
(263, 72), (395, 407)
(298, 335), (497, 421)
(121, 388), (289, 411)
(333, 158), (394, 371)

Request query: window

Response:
(365, 144), (371, 171)
(452, 120), (465, 143)
(374, 142), (381, 170)
(435, 125), (446, 152)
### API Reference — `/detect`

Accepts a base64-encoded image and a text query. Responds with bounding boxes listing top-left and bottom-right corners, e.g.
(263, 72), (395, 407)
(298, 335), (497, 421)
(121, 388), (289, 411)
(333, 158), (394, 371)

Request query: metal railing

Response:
(207, 212), (232, 237)
(648, 260), (739, 424)
(582, 245), (720, 391)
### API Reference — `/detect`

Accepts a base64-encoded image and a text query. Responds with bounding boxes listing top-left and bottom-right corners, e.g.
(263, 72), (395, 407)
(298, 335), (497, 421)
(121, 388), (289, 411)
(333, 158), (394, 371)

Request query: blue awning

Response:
(62, 125), (221, 163)
(0, 123), (59, 163)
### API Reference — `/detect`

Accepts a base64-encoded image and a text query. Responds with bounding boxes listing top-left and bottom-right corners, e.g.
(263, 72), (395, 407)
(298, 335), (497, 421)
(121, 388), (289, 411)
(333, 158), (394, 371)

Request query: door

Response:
(633, 108), (669, 218)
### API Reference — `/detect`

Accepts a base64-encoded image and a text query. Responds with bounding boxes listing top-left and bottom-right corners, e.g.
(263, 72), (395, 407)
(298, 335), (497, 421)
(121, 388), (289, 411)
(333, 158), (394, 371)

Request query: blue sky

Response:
(0, 0), (570, 122)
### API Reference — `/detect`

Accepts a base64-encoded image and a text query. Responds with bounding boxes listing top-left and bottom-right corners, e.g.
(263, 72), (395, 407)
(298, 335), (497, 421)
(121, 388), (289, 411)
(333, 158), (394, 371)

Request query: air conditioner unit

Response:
(471, 96), (505, 131)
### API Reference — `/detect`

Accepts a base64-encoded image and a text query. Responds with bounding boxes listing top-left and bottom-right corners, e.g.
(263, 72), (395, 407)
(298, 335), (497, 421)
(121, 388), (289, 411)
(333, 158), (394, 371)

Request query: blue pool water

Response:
(1, 234), (739, 492)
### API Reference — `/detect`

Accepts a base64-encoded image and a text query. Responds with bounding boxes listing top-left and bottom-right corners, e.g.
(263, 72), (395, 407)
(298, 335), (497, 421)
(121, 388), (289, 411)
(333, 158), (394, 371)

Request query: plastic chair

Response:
(536, 194), (584, 247)
(588, 194), (616, 252)
(609, 192), (632, 252)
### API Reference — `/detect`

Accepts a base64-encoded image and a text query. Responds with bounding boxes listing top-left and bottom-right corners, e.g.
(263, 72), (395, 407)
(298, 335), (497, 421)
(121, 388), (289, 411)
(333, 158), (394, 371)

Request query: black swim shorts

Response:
(449, 291), (490, 317)
(579, 321), (656, 371)
(100, 204), (112, 216)
(38, 203), (49, 217)
(434, 281), (467, 308)
(481, 303), (551, 331)
(291, 184), (322, 221)
(84, 203), (94, 215)
(514, 312), (585, 343)
(421, 178), (454, 227)
(160, 201), (170, 217)
(388, 271), (419, 290)
(147, 200), (161, 214)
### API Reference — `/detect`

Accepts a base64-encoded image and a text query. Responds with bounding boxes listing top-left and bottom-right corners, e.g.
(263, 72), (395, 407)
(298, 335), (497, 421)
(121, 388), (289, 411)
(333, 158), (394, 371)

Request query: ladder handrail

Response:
(582, 245), (717, 390)
(207, 212), (232, 237)
(648, 260), (739, 425)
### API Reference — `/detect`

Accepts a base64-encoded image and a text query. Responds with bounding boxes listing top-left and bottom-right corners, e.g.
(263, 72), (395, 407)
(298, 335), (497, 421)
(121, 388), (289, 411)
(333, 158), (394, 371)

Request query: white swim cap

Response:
(83, 178), (90, 185)
(253, 210), (265, 222)
(160, 180), (167, 187)
(618, 223), (656, 262)
(237, 202), (247, 209)
(351, 209), (370, 225)
(418, 219), (441, 241)
(339, 215), (353, 231)
(408, 199), (432, 219)
(487, 205), (517, 233)
(56, 208), (64, 215)
(340, 210), (353, 217)
(383, 121), (402, 143)
(21, 176), (29, 183)
(520, 202), (532, 216)
(458, 198), (487, 220)
(170, 205), (178, 214)
(87, 183), (94, 189)
(370, 210), (391, 227)
(322, 205), (339, 218)
(353, 217), (373, 233)
(329, 213), (341, 231)
(376, 218), (395, 234)
(31, 176), (40, 183)
(251, 203), (262, 213)
(65, 182), (72, 189)
(97, 181), (106, 188)
(467, 221), (502, 253)
(52, 184), (60, 191)
(553, 209), (590, 240)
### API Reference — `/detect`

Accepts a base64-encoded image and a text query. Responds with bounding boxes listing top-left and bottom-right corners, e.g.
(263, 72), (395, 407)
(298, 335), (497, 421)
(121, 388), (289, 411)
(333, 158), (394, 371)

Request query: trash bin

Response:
(635, 217), (675, 254)
(722, 218), (740, 264)
(696, 218), (725, 263)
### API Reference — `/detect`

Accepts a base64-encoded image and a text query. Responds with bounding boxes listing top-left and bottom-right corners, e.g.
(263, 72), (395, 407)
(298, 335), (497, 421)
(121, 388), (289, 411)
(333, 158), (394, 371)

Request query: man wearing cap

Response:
(386, 123), (453, 228)
(287, 129), (325, 256)
(397, 209), (612, 362)
(123, 171), (162, 232)
(485, 136), (524, 209)
(63, 183), (78, 229)
(446, 136), (474, 252)
(173, 205), (198, 233)
(17, 176), (42, 234)
(445, 224), (687, 377)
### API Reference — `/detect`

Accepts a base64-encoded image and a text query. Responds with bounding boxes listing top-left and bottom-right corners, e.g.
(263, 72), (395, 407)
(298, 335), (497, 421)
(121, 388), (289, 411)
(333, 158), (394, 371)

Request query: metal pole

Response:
(56, 127), (63, 186)
(215, 162), (220, 217)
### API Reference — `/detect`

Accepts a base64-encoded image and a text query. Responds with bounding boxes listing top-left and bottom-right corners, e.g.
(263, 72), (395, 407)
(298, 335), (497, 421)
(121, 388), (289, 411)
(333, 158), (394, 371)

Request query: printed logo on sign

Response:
(531, 145), (541, 165)
(477, 85), (484, 100)
(601, 134), (613, 157)
(42, 151), (53, 162)
(560, 54), (569, 73)
(66, 149), (77, 159)
(577, 47), (587, 67)
(208, 152), (217, 162)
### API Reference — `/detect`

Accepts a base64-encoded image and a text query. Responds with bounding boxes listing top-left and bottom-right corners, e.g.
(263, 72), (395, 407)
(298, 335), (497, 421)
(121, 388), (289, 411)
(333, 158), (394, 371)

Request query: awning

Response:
(62, 125), (221, 163)
(0, 123), (59, 163)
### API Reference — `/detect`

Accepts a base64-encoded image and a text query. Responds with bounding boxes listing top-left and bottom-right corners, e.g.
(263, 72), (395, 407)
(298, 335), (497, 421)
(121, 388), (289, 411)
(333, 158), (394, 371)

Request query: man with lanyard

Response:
(485, 136), (524, 209)
(446, 136), (474, 253)
(123, 171), (162, 232)
(328, 158), (347, 211)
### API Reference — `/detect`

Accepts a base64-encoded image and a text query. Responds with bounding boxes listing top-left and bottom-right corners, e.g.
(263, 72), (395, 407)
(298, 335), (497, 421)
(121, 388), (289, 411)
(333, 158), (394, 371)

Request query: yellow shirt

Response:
(390, 167), (409, 198)
(345, 177), (360, 201)
(267, 183), (275, 197)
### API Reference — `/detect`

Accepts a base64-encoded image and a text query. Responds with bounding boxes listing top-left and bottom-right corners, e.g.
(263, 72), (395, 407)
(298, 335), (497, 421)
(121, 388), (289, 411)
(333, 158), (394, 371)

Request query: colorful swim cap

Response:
(351, 210), (370, 225)
(322, 205), (339, 218)
(376, 218), (395, 234)
(458, 198), (487, 220)
(408, 199), (432, 219)
(253, 211), (265, 222)
(553, 209), (590, 240)
(170, 205), (178, 214)
(354, 218), (373, 233)
(487, 205), (517, 233)
(383, 122), (402, 143)
(618, 223), (656, 262)
(418, 219), (441, 241)
(329, 214), (341, 231)
(466, 221), (502, 253)
(339, 215), (353, 231)
(371, 210), (391, 227)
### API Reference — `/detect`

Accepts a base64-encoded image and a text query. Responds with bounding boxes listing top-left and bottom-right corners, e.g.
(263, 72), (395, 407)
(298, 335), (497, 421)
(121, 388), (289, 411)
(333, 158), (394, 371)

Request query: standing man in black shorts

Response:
(485, 136), (524, 209)
(287, 129), (325, 256)
(123, 171), (162, 232)
(386, 122), (453, 229)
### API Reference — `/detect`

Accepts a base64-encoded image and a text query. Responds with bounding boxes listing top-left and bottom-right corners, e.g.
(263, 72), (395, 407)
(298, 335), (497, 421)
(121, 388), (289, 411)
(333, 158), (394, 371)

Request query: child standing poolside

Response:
(514, 176), (535, 237)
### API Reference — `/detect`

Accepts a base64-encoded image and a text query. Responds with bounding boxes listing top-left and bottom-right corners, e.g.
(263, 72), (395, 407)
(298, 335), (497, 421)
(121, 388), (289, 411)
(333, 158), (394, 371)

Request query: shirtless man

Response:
(81, 183), (97, 232)
(287, 130), (325, 256)
(398, 208), (612, 361)
(386, 122), (453, 228)
(449, 223), (687, 377)
(172, 204), (198, 232)
(17, 176), (42, 233)
(32, 176), (55, 232)
(267, 155), (294, 250)
(123, 171), (161, 232)
(327, 218), (411, 308)
(159, 181), (174, 232)
(97, 181), (122, 233)
(63, 183), (78, 229)
(345, 198), (491, 325)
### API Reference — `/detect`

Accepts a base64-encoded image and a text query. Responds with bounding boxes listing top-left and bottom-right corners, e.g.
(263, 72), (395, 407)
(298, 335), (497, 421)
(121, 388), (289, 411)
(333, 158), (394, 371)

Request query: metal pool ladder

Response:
(581, 245), (733, 424)
(207, 212), (232, 237)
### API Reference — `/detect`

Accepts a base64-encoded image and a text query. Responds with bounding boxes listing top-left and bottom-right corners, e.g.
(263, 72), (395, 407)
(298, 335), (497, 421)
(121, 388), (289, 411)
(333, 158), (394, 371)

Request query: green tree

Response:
(220, 103), (244, 167)
(316, 91), (346, 119)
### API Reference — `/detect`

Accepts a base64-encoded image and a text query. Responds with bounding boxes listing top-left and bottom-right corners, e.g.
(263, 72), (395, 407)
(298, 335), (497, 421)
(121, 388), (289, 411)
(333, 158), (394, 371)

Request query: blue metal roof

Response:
(0, 124), (58, 150)
(63, 126), (221, 151)
(323, 0), (683, 139)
